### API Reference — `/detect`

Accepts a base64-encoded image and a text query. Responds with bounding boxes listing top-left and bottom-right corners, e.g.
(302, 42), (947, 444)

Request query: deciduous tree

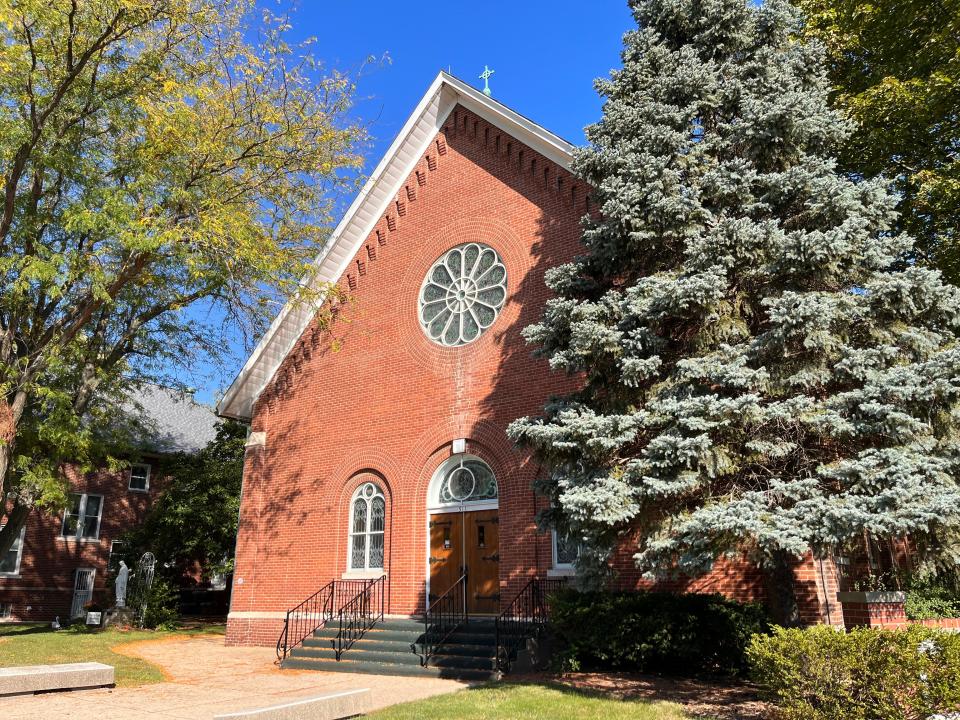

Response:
(797, 0), (960, 281)
(120, 420), (246, 582)
(0, 0), (363, 556)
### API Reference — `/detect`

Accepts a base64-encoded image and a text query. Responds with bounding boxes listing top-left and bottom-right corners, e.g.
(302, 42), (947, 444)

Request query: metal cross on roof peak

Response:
(479, 65), (495, 97)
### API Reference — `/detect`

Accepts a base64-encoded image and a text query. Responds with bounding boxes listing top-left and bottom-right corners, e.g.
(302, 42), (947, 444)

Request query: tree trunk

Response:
(0, 503), (29, 558)
(764, 549), (801, 627)
(0, 391), (29, 557)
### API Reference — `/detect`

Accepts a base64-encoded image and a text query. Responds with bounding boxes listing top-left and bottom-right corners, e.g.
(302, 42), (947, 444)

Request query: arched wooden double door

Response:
(429, 509), (499, 614)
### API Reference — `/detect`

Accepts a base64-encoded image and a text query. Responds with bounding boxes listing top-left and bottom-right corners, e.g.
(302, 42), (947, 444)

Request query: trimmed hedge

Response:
(549, 590), (770, 677)
(748, 625), (960, 720)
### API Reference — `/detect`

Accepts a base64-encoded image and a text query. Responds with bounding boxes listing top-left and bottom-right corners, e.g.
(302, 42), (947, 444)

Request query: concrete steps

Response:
(281, 618), (498, 681)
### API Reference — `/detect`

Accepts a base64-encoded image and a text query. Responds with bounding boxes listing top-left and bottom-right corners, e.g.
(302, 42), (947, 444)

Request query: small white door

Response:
(71, 568), (96, 618)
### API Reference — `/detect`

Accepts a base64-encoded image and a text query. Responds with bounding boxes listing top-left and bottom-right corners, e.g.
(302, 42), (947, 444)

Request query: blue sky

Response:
(188, 1), (634, 406)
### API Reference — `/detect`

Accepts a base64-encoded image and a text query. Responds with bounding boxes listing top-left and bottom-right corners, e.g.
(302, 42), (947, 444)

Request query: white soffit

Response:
(217, 71), (577, 420)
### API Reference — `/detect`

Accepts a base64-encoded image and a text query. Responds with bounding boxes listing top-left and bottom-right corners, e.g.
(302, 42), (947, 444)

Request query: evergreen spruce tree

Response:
(508, 0), (960, 622)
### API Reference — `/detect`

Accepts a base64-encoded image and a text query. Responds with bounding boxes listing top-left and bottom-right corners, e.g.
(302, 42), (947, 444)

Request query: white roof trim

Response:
(216, 71), (577, 420)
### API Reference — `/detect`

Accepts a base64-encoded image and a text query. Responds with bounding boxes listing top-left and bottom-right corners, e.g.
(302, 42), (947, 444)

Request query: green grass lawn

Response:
(366, 682), (703, 720)
(0, 622), (225, 687)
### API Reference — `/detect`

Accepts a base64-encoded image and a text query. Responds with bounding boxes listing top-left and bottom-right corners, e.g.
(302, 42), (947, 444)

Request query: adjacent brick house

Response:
(217, 72), (844, 647)
(0, 385), (217, 622)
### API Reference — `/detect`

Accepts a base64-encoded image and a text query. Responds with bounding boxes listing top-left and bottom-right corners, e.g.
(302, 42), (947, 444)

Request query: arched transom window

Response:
(434, 457), (498, 506)
(418, 243), (507, 347)
(349, 482), (385, 571)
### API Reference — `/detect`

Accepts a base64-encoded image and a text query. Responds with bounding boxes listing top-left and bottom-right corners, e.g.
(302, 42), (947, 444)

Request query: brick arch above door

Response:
(404, 417), (529, 510)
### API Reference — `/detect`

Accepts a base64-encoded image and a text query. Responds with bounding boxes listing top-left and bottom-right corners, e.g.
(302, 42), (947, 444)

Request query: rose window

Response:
(418, 243), (507, 346)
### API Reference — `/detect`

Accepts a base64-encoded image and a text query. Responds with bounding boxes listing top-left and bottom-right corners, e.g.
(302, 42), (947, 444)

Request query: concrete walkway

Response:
(1, 635), (469, 719)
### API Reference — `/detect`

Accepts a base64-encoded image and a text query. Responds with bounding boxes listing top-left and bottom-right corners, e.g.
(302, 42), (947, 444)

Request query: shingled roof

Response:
(124, 384), (219, 454)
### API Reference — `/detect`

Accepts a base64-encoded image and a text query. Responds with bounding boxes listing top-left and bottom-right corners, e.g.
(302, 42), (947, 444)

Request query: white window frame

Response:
(418, 243), (508, 347)
(0, 525), (26, 577)
(346, 483), (386, 573)
(549, 529), (580, 577)
(60, 493), (104, 541)
(0, 603), (12, 619)
(128, 463), (151, 492)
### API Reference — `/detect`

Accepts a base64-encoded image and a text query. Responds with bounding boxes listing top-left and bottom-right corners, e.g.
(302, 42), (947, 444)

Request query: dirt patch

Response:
(110, 637), (187, 682)
(517, 672), (772, 720)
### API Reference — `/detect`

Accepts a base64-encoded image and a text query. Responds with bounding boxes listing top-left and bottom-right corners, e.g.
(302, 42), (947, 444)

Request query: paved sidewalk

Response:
(1, 635), (469, 719)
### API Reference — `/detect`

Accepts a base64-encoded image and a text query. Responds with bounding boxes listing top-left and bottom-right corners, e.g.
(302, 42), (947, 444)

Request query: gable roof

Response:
(216, 71), (577, 421)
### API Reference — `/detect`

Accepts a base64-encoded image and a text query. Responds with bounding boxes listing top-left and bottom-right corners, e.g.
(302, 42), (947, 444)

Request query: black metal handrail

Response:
(332, 575), (385, 660)
(495, 576), (567, 673)
(420, 572), (468, 666)
(276, 579), (371, 662)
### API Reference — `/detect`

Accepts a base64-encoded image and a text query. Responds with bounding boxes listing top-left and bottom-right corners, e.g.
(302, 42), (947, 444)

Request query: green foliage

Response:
(748, 625), (960, 719)
(905, 575), (960, 621)
(121, 421), (246, 583)
(550, 590), (770, 677)
(141, 575), (179, 630)
(797, 0), (960, 283)
(508, 0), (960, 616)
(0, 0), (363, 556)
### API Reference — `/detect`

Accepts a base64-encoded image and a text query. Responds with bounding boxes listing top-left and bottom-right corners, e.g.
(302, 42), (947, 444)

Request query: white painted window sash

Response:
(0, 525), (26, 576)
(128, 463), (151, 492)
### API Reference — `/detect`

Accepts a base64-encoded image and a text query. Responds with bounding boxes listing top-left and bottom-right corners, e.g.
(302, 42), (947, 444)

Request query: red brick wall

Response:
(839, 595), (960, 631)
(0, 462), (163, 622)
(841, 599), (908, 629)
(917, 617), (960, 630)
(225, 106), (836, 646)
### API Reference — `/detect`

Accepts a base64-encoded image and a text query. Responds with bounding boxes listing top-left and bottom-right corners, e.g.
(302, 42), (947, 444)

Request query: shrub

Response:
(905, 576), (960, 620)
(549, 590), (770, 677)
(748, 625), (960, 720)
(141, 576), (179, 630)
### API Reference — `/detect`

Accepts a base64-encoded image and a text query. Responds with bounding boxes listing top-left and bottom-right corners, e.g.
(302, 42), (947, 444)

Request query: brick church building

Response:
(219, 72), (842, 648)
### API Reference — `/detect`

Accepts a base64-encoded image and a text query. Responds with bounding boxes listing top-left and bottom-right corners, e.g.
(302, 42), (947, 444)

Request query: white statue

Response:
(115, 561), (129, 608)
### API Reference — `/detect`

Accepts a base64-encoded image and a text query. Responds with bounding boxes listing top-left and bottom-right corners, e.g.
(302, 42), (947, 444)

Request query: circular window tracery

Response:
(418, 243), (507, 346)
(435, 457), (498, 505)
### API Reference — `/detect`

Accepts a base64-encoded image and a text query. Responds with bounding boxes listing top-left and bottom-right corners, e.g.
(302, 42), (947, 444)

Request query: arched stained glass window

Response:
(436, 458), (498, 505)
(418, 243), (507, 346)
(349, 482), (385, 571)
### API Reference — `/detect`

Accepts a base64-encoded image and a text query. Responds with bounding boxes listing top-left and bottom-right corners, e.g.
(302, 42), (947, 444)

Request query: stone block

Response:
(0, 662), (114, 696)
(214, 688), (370, 720)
